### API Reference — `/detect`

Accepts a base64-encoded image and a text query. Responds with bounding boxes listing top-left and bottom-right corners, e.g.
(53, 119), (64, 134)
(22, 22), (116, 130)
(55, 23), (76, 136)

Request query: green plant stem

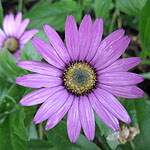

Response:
(109, 9), (118, 34)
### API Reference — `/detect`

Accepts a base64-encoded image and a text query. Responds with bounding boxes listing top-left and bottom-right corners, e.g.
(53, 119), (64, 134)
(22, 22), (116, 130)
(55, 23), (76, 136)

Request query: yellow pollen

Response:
(4, 38), (19, 52)
(63, 62), (97, 95)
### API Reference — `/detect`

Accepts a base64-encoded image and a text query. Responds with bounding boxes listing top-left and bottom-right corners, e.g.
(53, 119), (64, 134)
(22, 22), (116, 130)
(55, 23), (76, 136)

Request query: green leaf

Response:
(116, 0), (146, 16)
(44, 121), (100, 150)
(0, 49), (27, 82)
(27, 140), (53, 150)
(20, 29), (48, 61)
(0, 73), (12, 102)
(0, 0), (3, 27)
(133, 97), (150, 149)
(0, 114), (27, 150)
(95, 0), (112, 20)
(139, 0), (150, 58)
(23, 0), (82, 31)
(13, 105), (29, 141)
(95, 113), (118, 149)
(121, 96), (150, 149)
(0, 84), (27, 114)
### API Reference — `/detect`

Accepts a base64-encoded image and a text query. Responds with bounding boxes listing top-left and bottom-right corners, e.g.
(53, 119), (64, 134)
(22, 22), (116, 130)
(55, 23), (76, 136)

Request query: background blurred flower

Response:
(0, 12), (38, 60)
(15, 14), (144, 142)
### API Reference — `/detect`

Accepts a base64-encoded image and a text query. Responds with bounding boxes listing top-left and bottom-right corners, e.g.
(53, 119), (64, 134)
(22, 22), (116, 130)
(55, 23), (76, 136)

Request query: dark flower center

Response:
(63, 62), (97, 96)
(4, 37), (19, 52)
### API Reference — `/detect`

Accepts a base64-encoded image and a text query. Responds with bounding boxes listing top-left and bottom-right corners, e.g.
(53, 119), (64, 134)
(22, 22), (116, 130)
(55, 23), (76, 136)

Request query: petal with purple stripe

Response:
(20, 86), (63, 106)
(79, 96), (95, 141)
(89, 93), (120, 131)
(78, 15), (92, 60)
(90, 29), (125, 65)
(15, 74), (62, 88)
(86, 18), (103, 62)
(67, 97), (81, 143)
(45, 94), (74, 130)
(17, 60), (61, 76)
(32, 37), (65, 69)
(98, 72), (144, 86)
(33, 89), (69, 124)
(43, 24), (70, 64)
(65, 15), (79, 61)
(94, 88), (131, 123)
(99, 84), (144, 99)
(98, 57), (142, 74)
(94, 36), (130, 70)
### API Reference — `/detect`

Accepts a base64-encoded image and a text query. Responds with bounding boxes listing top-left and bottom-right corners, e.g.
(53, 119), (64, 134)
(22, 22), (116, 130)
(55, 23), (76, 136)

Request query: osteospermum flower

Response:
(15, 14), (144, 142)
(0, 12), (38, 60)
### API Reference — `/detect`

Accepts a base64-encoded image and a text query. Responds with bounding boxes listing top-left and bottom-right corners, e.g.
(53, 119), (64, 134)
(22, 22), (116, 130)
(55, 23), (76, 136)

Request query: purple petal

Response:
(20, 86), (63, 106)
(33, 89), (69, 124)
(78, 15), (92, 61)
(15, 74), (62, 88)
(13, 12), (22, 36)
(65, 15), (79, 61)
(94, 88), (131, 123)
(20, 29), (39, 44)
(79, 96), (95, 141)
(3, 15), (10, 36)
(89, 93), (120, 131)
(16, 18), (29, 38)
(67, 97), (81, 143)
(90, 29), (125, 65)
(32, 37), (65, 69)
(98, 57), (142, 74)
(45, 94), (74, 130)
(43, 24), (70, 64)
(98, 72), (144, 86)
(94, 36), (130, 70)
(0, 28), (6, 43)
(86, 18), (103, 62)
(99, 84), (144, 99)
(7, 14), (15, 36)
(17, 60), (61, 76)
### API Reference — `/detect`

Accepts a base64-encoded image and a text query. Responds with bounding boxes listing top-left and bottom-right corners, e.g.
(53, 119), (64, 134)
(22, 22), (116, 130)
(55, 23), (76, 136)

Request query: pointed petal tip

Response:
(45, 126), (50, 131)
(68, 136), (77, 143)
(43, 24), (50, 29)
(19, 101), (24, 106)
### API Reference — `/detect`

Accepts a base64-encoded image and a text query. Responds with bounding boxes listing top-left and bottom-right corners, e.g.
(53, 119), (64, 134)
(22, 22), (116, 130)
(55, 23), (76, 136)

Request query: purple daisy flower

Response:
(15, 14), (144, 142)
(0, 12), (38, 60)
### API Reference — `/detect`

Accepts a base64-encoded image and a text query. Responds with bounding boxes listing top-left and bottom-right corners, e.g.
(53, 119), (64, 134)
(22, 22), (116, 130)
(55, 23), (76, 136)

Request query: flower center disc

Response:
(4, 38), (19, 52)
(63, 62), (97, 96)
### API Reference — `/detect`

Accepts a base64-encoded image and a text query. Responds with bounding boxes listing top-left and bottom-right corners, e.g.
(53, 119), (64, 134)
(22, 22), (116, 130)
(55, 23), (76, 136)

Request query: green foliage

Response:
(95, 113), (118, 149)
(23, 0), (82, 31)
(0, 70), (11, 102)
(0, 0), (150, 149)
(116, 0), (146, 16)
(0, 106), (28, 150)
(119, 96), (150, 149)
(0, 49), (27, 82)
(44, 121), (100, 150)
(139, 0), (150, 58)
(0, 0), (3, 27)
(95, 0), (112, 20)
(133, 97), (150, 149)
(27, 140), (53, 150)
